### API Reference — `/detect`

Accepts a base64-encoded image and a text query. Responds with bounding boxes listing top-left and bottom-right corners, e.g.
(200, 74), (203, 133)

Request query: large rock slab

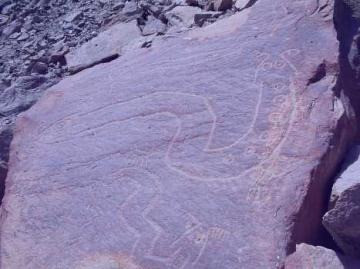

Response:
(165, 6), (202, 30)
(0, 1), (354, 268)
(285, 243), (360, 269)
(323, 145), (360, 257)
(65, 21), (141, 74)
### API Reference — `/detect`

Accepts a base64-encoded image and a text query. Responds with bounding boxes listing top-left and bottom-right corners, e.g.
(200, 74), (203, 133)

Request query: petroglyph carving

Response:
(273, 59), (287, 69)
(116, 169), (165, 261)
(280, 49), (301, 73)
(271, 81), (287, 93)
(208, 227), (230, 241)
(0, 0), (344, 267)
(273, 95), (288, 105)
(268, 112), (286, 125)
(247, 177), (273, 203)
(192, 231), (208, 245)
(36, 48), (300, 183)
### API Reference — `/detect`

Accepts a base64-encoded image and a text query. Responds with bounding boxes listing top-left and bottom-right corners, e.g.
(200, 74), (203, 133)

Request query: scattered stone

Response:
(49, 49), (68, 66)
(323, 145), (360, 258)
(141, 16), (167, 36)
(31, 62), (48, 74)
(13, 75), (47, 91)
(185, 0), (211, 8)
(140, 1), (163, 17)
(37, 40), (47, 49)
(0, 75), (47, 116)
(0, 81), (9, 92)
(234, 0), (250, 10)
(122, 1), (141, 16)
(17, 32), (30, 41)
(0, 2), (14, 15)
(186, 0), (199, 5)
(112, 2), (125, 10)
(165, 5), (202, 29)
(0, 14), (9, 25)
(141, 40), (152, 48)
(213, 0), (232, 11)
(1, 21), (21, 37)
(285, 244), (360, 269)
(65, 21), (141, 74)
(9, 32), (21, 39)
(194, 11), (221, 26)
(64, 10), (83, 23)
(98, 0), (109, 6)
(0, 0), (11, 10)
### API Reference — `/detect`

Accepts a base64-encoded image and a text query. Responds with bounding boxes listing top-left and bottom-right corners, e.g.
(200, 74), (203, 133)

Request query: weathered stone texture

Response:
(65, 21), (141, 74)
(0, 0), (354, 268)
(323, 145), (360, 257)
(285, 243), (360, 269)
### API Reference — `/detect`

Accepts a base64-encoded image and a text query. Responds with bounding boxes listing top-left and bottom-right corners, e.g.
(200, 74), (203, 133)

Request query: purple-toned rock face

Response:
(323, 145), (360, 257)
(0, 1), (353, 268)
(285, 243), (360, 269)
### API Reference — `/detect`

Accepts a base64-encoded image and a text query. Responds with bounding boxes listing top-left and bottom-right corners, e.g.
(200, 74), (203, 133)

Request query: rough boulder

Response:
(0, 0), (356, 268)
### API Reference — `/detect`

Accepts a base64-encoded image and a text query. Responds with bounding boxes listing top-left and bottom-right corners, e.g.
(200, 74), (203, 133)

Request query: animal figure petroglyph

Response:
(38, 49), (300, 182)
(32, 49), (303, 268)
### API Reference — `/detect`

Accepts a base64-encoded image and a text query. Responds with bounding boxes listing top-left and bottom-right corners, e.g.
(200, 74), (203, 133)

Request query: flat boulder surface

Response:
(0, 1), (350, 268)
